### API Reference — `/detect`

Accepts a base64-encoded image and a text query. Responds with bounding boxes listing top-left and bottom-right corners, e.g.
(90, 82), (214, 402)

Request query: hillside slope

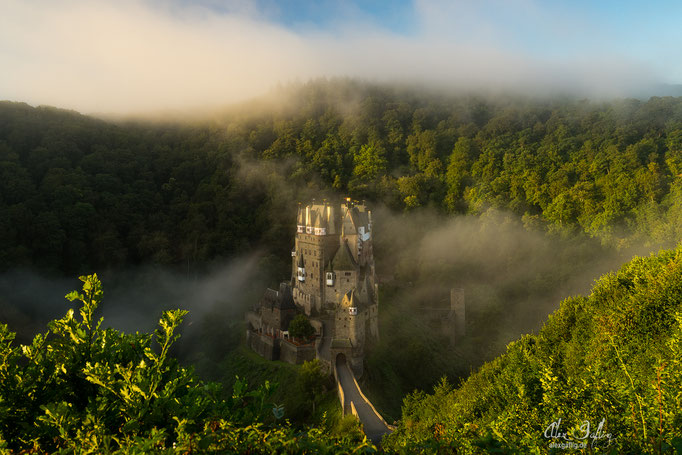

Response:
(4, 88), (682, 275)
(384, 246), (682, 453)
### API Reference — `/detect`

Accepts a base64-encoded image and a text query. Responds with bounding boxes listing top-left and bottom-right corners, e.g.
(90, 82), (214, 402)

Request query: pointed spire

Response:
(349, 289), (356, 307)
(297, 203), (304, 224)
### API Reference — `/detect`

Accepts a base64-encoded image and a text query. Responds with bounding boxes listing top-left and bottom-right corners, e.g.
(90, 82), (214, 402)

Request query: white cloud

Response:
(0, 0), (661, 115)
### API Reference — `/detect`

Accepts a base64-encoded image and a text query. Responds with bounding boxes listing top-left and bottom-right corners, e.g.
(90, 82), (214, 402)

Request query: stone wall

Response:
(246, 331), (279, 360)
(326, 270), (357, 304)
(280, 339), (316, 365)
(348, 349), (364, 377)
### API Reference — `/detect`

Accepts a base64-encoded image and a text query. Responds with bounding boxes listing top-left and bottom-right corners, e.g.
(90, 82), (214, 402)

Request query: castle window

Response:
(345, 272), (351, 276)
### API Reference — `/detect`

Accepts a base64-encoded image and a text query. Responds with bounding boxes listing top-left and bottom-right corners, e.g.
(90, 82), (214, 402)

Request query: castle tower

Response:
(292, 201), (340, 315)
(288, 198), (379, 375)
(249, 198), (378, 372)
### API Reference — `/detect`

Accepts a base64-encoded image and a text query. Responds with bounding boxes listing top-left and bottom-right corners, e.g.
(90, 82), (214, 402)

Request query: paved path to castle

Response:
(336, 356), (392, 445)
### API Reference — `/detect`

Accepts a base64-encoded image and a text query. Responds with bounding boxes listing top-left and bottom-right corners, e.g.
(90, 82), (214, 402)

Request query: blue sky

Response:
(197, 0), (682, 80)
(206, 0), (681, 62)
(264, 0), (418, 34)
(1, 0), (680, 113)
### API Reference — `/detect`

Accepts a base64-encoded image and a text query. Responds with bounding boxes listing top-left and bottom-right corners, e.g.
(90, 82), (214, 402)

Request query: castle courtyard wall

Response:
(246, 331), (279, 361)
(280, 340), (316, 364)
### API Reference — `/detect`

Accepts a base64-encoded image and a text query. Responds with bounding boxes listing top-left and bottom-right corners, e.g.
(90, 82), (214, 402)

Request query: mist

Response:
(361, 204), (669, 418)
(0, 190), (670, 415)
(0, 0), (673, 115)
(0, 254), (268, 373)
(375, 205), (665, 348)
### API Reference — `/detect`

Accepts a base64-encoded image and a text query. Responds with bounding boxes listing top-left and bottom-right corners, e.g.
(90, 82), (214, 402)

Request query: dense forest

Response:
(2, 81), (682, 276)
(2, 80), (682, 452)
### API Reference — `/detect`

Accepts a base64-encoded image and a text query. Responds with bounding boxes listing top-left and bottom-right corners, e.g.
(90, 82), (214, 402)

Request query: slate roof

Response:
(355, 210), (370, 229)
(260, 284), (296, 310)
(315, 211), (328, 229)
(260, 288), (279, 309)
(342, 210), (356, 235)
(277, 282), (296, 310)
(342, 288), (367, 310)
(331, 240), (357, 270)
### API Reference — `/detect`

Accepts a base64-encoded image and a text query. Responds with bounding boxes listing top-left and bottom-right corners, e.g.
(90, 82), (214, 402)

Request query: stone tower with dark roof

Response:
(247, 198), (379, 376)
(291, 198), (379, 374)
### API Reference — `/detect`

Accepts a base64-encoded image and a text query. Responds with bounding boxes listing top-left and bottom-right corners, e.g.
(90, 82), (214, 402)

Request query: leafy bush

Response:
(0, 274), (375, 453)
(289, 314), (316, 340)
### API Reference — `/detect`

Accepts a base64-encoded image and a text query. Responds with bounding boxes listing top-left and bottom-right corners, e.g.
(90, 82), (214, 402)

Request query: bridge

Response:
(334, 353), (392, 445)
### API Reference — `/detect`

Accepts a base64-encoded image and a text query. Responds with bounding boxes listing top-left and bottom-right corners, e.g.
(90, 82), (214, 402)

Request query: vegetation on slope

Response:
(3, 83), (682, 275)
(383, 246), (682, 453)
(3, 82), (682, 451)
(0, 274), (371, 453)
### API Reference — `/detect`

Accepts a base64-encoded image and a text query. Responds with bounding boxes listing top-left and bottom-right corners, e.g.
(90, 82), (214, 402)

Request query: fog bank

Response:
(0, 0), (669, 115)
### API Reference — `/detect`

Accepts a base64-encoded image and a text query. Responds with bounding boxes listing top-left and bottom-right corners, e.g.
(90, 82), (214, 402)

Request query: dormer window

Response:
(358, 225), (370, 241)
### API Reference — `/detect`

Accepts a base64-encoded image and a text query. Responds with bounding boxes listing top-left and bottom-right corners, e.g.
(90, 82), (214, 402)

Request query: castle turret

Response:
(325, 259), (335, 286)
(297, 203), (305, 233)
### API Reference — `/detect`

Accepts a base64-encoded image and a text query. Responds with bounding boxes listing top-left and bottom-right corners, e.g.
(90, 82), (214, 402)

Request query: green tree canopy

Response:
(288, 314), (315, 340)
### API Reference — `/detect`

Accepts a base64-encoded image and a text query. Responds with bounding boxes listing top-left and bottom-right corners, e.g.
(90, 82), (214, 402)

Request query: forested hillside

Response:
(0, 102), (292, 274)
(2, 81), (682, 276)
(3, 82), (682, 452)
(384, 246), (682, 453)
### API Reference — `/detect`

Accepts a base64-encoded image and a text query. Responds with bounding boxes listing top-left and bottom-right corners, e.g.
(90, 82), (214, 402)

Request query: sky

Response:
(0, 0), (681, 114)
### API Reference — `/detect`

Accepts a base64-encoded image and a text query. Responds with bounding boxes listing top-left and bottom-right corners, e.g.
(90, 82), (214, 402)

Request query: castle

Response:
(246, 198), (379, 375)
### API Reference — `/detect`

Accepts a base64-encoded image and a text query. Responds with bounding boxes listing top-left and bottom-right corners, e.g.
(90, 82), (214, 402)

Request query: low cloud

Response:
(0, 255), (266, 361)
(0, 0), (665, 115)
(371, 206), (666, 362)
